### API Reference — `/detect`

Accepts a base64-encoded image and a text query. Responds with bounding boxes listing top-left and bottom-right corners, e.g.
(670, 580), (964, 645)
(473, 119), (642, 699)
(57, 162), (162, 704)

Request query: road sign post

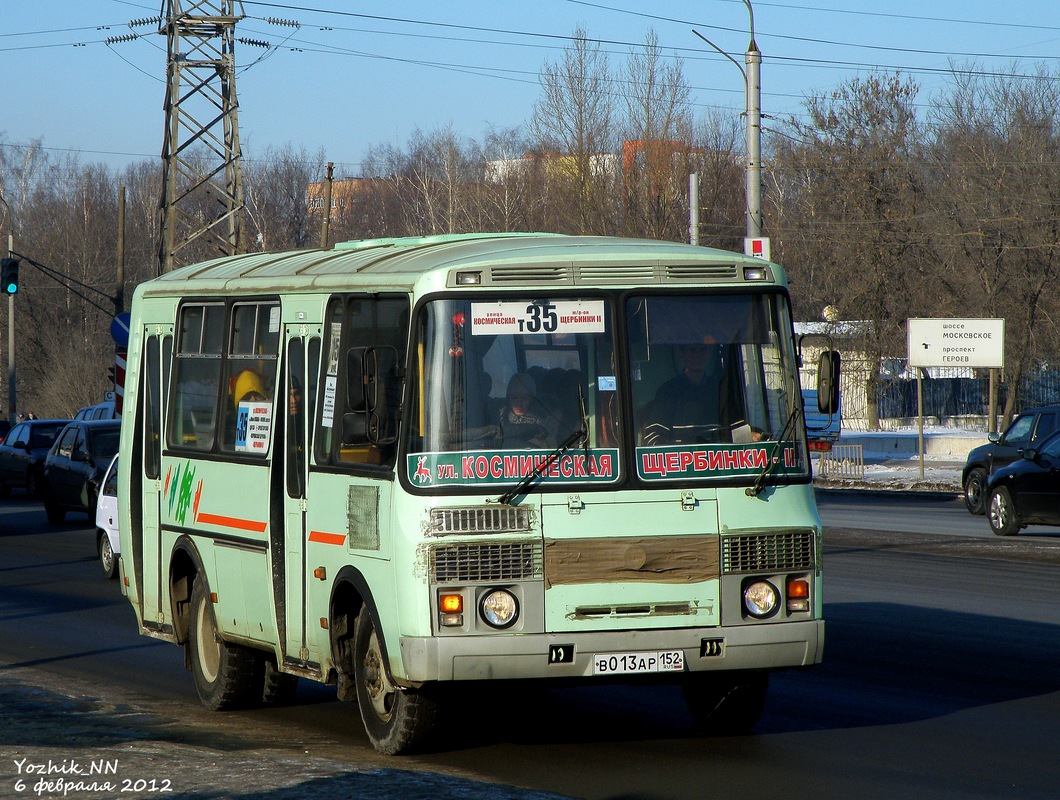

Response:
(907, 318), (1005, 479)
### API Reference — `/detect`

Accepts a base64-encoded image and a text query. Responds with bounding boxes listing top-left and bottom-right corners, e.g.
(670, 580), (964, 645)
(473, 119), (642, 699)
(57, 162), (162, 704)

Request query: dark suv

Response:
(962, 405), (1060, 514)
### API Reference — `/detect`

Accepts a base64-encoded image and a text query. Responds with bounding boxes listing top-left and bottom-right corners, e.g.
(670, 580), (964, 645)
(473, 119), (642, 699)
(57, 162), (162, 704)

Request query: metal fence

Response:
(840, 365), (1060, 429)
(816, 444), (865, 479)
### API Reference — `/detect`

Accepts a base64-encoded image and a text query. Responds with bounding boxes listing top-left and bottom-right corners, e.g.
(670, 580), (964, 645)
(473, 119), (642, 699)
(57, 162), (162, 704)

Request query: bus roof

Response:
(139, 233), (786, 296)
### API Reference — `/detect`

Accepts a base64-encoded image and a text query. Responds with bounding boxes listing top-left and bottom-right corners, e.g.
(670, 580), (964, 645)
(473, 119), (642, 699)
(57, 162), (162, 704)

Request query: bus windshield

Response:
(406, 290), (808, 490)
(407, 296), (622, 489)
(628, 292), (807, 483)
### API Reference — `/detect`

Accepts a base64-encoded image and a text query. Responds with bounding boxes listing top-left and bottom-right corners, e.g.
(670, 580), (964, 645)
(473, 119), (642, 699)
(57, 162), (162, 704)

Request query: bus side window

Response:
(339, 345), (400, 464)
(169, 303), (225, 451)
(322, 294), (408, 469)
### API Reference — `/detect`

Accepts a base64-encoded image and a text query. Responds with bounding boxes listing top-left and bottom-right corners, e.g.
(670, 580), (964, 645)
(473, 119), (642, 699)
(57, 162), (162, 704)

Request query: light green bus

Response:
(117, 233), (838, 754)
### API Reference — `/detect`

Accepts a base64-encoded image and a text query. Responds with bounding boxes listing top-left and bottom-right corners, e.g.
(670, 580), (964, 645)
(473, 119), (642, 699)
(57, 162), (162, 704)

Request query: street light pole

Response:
(744, 1), (762, 239)
(7, 233), (14, 422)
(693, 0), (762, 239)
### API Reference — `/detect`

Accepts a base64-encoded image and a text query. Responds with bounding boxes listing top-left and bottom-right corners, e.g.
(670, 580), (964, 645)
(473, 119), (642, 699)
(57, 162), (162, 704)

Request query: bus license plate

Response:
(592, 650), (685, 675)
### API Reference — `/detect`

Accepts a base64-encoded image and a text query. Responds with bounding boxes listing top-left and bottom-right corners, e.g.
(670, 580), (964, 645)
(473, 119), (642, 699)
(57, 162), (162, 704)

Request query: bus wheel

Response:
(262, 659), (299, 706)
(188, 578), (259, 710)
(353, 609), (440, 755)
(682, 672), (769, 735)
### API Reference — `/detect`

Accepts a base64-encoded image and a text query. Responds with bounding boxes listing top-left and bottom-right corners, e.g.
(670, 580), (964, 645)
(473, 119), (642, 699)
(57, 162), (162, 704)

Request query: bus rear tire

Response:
(682, 671), (769, 735)
(353, 608), (440, 755)
(188, 578), (260, 710)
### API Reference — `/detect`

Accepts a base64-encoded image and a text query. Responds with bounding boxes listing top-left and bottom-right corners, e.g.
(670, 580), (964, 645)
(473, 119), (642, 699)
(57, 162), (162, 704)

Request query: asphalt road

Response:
(2, 492), (1059, 799)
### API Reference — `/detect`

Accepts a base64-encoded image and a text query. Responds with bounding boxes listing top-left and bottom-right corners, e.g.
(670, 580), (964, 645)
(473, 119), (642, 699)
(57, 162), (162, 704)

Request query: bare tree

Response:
(530, 27), (619, 234)
(244, 143), (326, 251)
(621, 30), (693, 240)
(773, 73), (929, 428)
(362, 126), (482, 236)
(928, 64), (1060, 425)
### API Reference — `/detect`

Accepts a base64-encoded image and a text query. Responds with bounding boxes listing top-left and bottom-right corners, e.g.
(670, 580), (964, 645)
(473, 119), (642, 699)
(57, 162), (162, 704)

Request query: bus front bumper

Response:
(399, 619), (824, 683)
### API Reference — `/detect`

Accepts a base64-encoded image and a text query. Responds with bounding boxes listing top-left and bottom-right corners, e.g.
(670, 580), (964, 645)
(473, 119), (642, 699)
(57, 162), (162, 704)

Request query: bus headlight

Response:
(480, 589), (519, 629)
(743, 580), (779, 618)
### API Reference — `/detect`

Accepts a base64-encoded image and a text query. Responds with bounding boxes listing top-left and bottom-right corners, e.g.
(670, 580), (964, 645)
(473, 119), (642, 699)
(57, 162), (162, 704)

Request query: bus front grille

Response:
(721, 531), (816, 574)
(430, 541), (543, 583)
(429, 506), (531, 535)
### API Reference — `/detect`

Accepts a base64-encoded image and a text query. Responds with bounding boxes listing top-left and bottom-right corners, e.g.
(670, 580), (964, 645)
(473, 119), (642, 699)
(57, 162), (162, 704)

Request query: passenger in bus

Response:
(288, 376), (305, 494)
(234, 369), (267, 405)
(641, 343), (724, 445)
(498, 373), (554, 449)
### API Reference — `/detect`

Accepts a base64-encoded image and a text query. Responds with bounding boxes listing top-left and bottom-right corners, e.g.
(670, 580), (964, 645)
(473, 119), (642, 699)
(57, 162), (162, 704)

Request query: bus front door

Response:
(278, 333), (317, 666)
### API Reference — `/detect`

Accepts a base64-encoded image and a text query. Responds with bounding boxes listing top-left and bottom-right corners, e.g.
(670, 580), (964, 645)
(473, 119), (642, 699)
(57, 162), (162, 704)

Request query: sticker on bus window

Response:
(236, 401), (273, 453)
(470, 300), (606, 335)
(326, 323), (342, 375)
(321, 375), (337, 428)
(407, 448), (620, 487)
(269, 305), (281, 333)
(635, 442), (803, 481)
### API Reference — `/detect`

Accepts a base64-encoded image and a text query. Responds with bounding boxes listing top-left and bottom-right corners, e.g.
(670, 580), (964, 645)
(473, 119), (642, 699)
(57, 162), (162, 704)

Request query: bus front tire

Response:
(353, 609), (440, 755)
(682, 672), (769, 735)
(188, 579), (260, 710)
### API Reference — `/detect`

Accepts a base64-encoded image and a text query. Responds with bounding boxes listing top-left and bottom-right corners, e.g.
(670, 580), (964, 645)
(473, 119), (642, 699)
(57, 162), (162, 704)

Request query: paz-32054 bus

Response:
(117, 233), (838, 754)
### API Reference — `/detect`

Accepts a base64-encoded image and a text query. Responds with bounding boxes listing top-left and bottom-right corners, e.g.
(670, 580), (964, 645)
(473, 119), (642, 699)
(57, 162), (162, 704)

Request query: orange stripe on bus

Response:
(196, 512), (268, 533)
(309, 531), (346, 546)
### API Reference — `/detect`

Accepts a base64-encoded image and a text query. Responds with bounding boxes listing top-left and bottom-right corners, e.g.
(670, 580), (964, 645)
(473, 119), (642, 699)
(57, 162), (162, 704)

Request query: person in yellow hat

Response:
(234, 369), (266, 406)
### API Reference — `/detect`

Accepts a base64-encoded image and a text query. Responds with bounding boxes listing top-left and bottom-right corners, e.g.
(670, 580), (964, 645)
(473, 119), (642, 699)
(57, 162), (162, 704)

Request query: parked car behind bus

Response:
(95, 454), (120, 578)
(42, 419), (121, 522)
(0, 419), (72, 498)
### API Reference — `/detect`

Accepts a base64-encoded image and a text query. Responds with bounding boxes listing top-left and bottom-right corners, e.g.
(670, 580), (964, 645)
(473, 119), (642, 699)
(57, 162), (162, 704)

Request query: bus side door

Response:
(137, 328), (172, 629)
(278, 331), (319, 665)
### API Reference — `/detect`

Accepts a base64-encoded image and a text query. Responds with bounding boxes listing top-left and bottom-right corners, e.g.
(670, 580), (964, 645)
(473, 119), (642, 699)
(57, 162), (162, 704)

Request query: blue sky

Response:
(3, 1), (1058, 176)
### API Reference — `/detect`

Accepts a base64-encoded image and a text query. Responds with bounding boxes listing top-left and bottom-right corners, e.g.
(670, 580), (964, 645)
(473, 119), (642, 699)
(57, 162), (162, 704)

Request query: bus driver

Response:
(641, 343), (723, 445)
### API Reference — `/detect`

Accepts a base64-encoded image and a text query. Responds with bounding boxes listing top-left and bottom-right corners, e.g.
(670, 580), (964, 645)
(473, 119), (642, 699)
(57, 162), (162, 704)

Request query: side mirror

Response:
(1024, 448), (1038, 461)
(816, 350), (840, 414)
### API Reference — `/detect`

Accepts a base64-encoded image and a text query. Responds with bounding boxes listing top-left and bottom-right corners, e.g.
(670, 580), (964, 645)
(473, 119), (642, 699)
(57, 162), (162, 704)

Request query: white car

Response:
(94, 454), (120, 579)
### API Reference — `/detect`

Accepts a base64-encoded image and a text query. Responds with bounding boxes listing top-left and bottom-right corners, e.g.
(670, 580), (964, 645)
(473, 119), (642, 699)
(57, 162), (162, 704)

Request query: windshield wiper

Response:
(494, 386), (589, 506)
(745, 402), (802, 498)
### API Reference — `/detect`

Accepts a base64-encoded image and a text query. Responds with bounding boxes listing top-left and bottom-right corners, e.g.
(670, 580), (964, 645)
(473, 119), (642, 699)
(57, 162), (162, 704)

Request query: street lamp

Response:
(693, 0), (762, 239)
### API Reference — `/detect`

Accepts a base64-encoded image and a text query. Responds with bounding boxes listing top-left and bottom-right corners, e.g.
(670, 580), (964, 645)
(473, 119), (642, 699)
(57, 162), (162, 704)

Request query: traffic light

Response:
(1, 258), (18, 294)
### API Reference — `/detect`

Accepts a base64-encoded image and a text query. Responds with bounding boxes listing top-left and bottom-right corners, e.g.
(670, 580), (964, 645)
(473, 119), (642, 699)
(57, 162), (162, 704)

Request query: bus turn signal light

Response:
(439, 593), (464, 627)
(786, 578), (810, 613)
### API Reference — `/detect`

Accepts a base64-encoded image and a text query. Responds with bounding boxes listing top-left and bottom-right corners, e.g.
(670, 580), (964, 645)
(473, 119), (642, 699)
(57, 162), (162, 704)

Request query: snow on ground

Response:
(813, 425), (989, 493)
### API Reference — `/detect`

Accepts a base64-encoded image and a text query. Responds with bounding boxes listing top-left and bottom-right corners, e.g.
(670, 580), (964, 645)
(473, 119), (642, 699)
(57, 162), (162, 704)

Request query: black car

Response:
(985, 429), (1060, 536)
(42, 419), (121, 522)
(962, 405), (1060, 515)
(0, 419), (72, 498)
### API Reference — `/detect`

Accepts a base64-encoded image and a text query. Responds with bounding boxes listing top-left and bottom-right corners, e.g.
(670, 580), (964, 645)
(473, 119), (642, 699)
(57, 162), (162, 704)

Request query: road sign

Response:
(744, 237), (771, 260)
(907, 318), (1004, 368)
(110, 312), (131, 348)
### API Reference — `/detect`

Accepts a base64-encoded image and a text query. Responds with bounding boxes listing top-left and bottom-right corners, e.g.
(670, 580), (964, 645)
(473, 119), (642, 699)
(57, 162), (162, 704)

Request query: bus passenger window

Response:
(318, 294), (408, 470)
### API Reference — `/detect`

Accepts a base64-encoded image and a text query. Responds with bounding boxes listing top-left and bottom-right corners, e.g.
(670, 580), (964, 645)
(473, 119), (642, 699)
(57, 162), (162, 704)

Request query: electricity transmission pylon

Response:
(158, 0), (246, 274)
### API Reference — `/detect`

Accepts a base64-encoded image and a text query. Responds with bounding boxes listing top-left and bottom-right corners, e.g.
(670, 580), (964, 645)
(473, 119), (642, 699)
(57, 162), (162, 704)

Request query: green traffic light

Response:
(0, 258), (17, 294)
